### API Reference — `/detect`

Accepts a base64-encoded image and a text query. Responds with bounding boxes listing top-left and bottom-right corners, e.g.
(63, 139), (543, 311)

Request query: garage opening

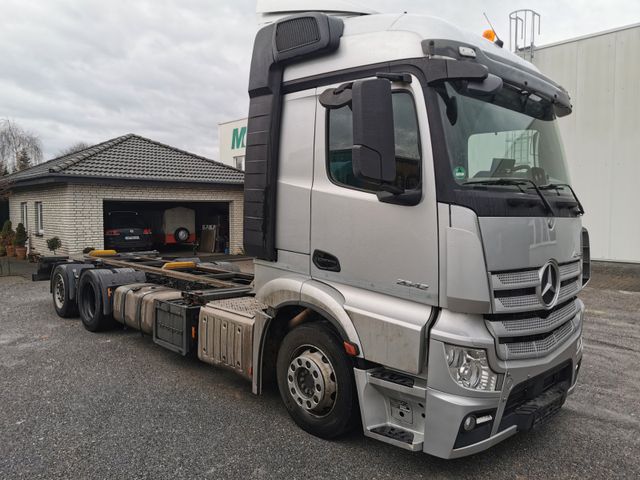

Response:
(0, 199), (8, 227)
(103, 201), (230, 254)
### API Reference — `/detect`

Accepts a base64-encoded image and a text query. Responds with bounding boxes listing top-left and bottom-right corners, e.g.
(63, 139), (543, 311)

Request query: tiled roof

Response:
(4, 134), (244, 186)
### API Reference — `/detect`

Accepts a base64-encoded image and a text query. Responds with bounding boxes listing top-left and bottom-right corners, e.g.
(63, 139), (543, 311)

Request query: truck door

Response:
(310, 74), (439, 305)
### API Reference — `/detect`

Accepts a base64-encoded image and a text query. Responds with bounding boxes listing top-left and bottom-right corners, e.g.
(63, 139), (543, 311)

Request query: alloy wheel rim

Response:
(287, 346), (337, 417)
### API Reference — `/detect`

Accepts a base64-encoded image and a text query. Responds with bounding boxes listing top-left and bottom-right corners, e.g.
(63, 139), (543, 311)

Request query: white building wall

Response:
(218, 118), (248, 170)
(10, 183), (244, 257)
(9, 185), (75, 256)
(533, 24), (640, 263)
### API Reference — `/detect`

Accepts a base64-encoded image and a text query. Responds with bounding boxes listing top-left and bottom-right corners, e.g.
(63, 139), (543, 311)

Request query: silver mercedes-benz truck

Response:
(243, 6), (589, 458)
(40, 3), (590, 461)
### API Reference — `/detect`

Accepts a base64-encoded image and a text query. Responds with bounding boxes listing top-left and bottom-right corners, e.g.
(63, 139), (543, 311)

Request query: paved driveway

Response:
(0, 276), (638, 479)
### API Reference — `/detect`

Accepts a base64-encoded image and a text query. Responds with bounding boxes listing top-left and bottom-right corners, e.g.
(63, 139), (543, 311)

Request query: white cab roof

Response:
(283, 13), (539, 82)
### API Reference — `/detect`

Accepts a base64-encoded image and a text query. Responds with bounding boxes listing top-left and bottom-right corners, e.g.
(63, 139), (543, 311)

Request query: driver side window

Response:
(327, 91), (421, 192)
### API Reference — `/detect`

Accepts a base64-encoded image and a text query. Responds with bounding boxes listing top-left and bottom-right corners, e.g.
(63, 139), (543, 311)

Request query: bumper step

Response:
(371, 425), (414, 444)
(366, 424), (423, 452)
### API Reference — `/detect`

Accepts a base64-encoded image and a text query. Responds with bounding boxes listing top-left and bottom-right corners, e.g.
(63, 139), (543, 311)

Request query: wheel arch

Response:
(253, 278), (363, 395)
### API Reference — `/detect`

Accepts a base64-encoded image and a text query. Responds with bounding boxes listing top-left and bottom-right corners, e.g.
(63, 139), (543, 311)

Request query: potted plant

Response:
(46, 236), (62, 255)
(13, 222), (27, 260)
(2, 220), (15, 257)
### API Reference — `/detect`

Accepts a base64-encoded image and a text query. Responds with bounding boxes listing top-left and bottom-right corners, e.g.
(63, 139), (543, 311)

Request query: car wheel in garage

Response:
(77, 273), (111, 332)
(174, 227), (190, 243)
(51, 267), (78, 318)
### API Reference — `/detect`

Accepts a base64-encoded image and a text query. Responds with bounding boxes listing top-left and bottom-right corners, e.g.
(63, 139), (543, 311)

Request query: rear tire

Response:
(77, 273), (111, 332)
(174, 227), (190, 243)
(276, 322), (359, 439)
(51, 267), (77, 318)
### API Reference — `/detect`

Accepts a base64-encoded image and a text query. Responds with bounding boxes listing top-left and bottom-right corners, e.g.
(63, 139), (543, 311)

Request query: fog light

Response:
(445, 344), (499, 391)
(463, 415), (476, 431)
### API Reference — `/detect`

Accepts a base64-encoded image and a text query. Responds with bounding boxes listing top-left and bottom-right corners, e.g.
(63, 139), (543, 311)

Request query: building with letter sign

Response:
(218, 118), (248, 170)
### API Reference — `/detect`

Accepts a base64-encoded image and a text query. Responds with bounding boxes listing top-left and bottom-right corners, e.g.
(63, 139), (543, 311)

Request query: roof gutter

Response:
(2, 174), (244, 192)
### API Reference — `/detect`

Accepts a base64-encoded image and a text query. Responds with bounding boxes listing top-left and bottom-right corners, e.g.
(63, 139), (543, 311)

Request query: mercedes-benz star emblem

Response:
(537, 260), (561, 308)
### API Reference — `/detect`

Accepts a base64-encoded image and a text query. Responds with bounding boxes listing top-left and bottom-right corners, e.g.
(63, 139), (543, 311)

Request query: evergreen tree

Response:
(15, 148), (31, 171)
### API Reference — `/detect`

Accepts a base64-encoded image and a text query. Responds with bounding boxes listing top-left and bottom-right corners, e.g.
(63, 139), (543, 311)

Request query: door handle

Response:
(313, 250), (341, 272)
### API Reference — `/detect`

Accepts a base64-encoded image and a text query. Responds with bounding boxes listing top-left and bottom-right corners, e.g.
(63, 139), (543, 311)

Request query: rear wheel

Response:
(174, 228), (190, 243)
(77, 273), (111, 332)
(51, 267), (77, 318)
(276, 323), (359, 439)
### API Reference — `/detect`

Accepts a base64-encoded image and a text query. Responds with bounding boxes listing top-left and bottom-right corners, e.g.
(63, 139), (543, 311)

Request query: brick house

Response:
(0, 134), (244, 257)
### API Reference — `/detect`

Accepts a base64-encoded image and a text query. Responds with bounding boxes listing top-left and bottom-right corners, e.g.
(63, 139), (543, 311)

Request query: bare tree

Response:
(0, 119), (43, 171)
(57, 142), (90, 157)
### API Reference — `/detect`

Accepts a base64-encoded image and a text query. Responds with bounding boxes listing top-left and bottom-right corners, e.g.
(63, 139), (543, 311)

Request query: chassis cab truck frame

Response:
(245, 11), (588, 458)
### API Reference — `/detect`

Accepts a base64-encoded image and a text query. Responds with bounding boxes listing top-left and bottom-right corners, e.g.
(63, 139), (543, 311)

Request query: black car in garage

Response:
(104, 211), (153, 251)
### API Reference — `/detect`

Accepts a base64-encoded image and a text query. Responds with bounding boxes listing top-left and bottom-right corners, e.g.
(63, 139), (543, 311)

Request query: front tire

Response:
(276, 323), (359, 439)
(51, 267), (77, 318)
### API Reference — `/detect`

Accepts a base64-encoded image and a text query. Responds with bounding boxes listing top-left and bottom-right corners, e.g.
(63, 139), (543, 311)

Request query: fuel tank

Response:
(113, 284), (182, 334)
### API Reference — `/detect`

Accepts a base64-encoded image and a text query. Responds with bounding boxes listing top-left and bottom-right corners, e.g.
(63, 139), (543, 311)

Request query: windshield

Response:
(108, 212), (145, 229)
(435, 81), (571, 187)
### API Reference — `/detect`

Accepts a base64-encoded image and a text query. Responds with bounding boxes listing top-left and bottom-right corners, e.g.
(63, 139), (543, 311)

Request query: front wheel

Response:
(276, 323), (359, 439)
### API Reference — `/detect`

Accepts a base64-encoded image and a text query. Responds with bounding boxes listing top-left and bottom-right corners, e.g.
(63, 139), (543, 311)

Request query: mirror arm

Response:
(376, 72), (412, 84)
(379, 183), (404, 195)
(377, 188), (421, 206)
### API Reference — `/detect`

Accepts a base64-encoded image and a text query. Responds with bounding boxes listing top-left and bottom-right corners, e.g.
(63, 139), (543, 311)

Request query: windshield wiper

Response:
(463, 178), (556, 216)
(539, 183), (585, 215)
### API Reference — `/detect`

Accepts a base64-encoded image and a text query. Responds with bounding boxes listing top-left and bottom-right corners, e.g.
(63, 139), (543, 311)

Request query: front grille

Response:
(495, 270), (539, 286)
(488, 301), (578, 336)
(560, 261), (581, 278)
(487, 259), (583, 360)
(503, 320), (575, 359)
(491, 260), (582, 314)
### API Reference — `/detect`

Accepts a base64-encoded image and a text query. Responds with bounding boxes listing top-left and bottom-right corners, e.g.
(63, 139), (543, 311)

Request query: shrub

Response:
(1, 220), (14, 247)
(13, 223), (27, 247)
(46, 236), (62, 255)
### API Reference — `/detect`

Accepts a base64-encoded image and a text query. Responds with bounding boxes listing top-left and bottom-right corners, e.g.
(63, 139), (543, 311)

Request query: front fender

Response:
(255, 275), (362, 355)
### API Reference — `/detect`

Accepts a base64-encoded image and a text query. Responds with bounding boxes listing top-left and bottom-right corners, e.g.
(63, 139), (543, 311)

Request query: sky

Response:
(1, 0), (639, 161)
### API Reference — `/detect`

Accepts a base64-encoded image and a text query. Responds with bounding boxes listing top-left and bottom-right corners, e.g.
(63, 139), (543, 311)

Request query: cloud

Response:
(0, 0), (638, 160)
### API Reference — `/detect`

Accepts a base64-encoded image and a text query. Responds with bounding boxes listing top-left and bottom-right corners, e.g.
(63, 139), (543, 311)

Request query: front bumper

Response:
(354, 302), (584, 459)
(423, 353), (578, 458)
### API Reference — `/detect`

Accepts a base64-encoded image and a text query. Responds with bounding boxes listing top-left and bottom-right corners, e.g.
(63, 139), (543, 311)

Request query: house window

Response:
(20, 202), (28, 230)
(234, 155), (245, 171)
(35, 202), (44, 235)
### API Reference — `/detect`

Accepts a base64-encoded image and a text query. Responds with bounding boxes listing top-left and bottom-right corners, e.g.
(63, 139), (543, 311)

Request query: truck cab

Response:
(245, 5), (587, 458)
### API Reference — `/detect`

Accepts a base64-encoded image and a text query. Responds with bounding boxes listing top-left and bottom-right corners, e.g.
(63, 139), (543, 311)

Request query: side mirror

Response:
(351, 78), (396, 184)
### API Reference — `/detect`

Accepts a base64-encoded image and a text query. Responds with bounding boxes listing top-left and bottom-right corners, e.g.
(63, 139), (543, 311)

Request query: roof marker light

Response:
(482, 29), (497, 42)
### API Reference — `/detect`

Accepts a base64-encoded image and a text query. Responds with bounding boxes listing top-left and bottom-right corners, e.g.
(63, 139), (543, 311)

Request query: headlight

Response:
(444, 344), (499, 391)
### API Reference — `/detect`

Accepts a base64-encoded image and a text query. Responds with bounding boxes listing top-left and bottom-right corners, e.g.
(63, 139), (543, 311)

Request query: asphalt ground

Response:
(0, 275), (639, 479)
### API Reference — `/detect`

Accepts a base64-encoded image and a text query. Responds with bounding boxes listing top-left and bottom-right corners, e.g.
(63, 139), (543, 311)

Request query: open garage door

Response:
(103, 200), (230, 254)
